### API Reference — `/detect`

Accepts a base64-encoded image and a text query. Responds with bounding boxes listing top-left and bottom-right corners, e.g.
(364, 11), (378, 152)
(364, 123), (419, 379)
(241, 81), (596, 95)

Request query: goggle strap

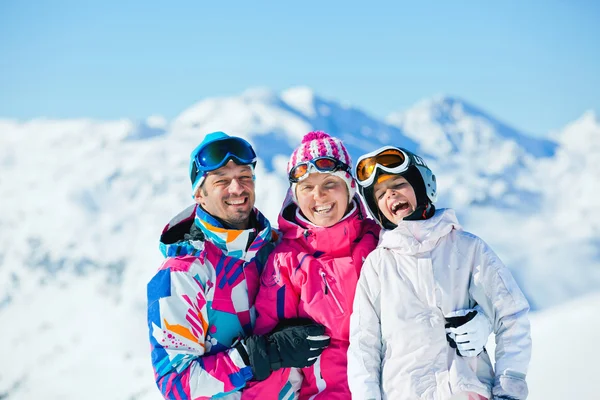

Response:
(289, 159), (350, 182)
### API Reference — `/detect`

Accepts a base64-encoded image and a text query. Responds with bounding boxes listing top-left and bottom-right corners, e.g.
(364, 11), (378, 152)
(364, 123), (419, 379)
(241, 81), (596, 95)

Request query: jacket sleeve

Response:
(147, 263), (252, 400)
(241, 251), (304, 399)
(469, 239), (532, 400)
(347, 252), (383, 400)
(253, 251), (301, 335)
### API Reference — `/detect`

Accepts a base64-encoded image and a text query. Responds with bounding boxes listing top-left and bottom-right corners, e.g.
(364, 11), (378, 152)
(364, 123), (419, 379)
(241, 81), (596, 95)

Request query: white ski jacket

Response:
(347, 209), (531, 400)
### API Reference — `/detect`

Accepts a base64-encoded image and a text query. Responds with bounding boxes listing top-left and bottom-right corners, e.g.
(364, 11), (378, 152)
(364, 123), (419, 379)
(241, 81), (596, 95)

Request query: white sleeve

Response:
(347, 253), (383, 400)
(469, 239), (532, 400)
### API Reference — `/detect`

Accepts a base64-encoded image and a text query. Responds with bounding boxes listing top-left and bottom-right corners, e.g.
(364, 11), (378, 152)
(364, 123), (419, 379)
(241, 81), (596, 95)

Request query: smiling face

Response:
(295, 173), (349, 227)
(194, 160), (255, 229)
(373, 174), (417, 225)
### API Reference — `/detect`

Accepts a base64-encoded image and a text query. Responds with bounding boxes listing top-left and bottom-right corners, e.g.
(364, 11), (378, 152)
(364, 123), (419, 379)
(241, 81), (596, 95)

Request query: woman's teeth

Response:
(314, 204), (333, 214)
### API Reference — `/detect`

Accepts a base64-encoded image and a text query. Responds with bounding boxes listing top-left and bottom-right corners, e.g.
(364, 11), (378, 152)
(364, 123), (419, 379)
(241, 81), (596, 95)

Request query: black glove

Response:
(234, 319), (330, 381)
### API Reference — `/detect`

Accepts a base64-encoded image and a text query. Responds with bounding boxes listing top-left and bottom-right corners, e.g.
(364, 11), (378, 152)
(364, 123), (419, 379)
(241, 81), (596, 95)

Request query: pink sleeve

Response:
(254, 251), (301, 335)
(242, 251), (304, 398)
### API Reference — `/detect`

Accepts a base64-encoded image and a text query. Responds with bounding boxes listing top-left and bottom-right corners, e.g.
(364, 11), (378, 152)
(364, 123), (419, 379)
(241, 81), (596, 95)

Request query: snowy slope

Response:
(0, 87), (599, 399)
(527, 292), (600, 400)
(3, 274), (598, 400)
(486, 292), (600, 400)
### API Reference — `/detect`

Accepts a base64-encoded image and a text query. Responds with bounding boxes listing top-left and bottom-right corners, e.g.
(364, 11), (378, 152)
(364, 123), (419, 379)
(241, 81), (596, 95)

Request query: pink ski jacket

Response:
(242, 195), (380, 400)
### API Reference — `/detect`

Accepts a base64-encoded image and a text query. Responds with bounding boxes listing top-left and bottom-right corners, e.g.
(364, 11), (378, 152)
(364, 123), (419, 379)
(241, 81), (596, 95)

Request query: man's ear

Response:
(194, 187), (205, 207)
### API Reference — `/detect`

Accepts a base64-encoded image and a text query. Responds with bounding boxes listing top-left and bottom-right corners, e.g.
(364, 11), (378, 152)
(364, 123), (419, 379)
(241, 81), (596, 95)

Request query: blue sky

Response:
(1, 0), (598, 136)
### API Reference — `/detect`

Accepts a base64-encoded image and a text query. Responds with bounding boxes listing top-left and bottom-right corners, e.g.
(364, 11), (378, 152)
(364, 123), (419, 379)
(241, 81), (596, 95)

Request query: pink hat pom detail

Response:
(301, 131), (331, 143)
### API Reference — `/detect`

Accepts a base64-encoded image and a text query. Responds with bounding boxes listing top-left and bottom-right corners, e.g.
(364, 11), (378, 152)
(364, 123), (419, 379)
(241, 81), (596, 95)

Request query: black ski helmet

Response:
(355, 146), (437, 228)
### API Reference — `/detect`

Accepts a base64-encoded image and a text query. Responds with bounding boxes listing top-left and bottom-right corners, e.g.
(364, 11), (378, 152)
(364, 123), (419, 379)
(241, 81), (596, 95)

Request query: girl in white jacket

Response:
(347, 146), (532, 400)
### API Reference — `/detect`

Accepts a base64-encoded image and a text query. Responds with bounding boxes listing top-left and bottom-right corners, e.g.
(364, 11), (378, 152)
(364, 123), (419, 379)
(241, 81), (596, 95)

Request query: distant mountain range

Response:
(1, 87), (598, 399)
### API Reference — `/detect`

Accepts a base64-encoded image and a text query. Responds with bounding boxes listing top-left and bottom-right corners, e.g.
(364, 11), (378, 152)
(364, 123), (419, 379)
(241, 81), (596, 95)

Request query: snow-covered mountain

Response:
(171, 86), (417, 170)
(387, 95), (558, 208)
(1, 87), (599, 399)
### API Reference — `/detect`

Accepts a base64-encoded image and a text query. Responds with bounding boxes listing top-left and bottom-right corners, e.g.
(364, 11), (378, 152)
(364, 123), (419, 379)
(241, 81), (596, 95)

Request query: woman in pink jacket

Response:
(242, 131), (380, 399)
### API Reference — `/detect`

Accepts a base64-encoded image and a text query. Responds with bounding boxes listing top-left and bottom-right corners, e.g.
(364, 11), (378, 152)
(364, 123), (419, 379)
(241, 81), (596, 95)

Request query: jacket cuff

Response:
(232, 338), (250, 366)
(244, 335), (272, 381)
(493, 372), (528, 400)
(231, 339), (251, 371)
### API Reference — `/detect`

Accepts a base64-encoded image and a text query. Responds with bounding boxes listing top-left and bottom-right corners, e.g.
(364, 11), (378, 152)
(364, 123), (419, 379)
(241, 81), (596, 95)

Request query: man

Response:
(147, 132), (329, 399)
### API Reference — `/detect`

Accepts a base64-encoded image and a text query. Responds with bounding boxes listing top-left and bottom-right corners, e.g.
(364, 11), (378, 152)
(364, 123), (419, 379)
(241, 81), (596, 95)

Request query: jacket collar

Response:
(194, 204), (274, 261)
(278, 193), (367, 256)
(159, 204), (275, 261)
(378, 208), (461, 255)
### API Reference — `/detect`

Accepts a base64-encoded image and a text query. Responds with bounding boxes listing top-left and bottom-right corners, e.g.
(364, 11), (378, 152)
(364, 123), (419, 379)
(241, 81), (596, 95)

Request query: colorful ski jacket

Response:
(147, 204), (278, 400)
(347, 208), (532, 400)
(242, 195), (380, 400)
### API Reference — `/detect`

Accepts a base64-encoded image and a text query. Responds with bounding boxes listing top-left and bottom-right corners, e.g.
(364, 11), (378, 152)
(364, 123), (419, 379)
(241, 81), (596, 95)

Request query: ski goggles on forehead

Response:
(190, 137), (257, 184)
(288, 157), (351, 183)
(355, 147), (413, 187)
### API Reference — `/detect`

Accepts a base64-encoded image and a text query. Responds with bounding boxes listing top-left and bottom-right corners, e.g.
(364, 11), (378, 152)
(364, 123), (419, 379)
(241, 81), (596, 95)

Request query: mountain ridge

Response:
(1, 85), (599, 399)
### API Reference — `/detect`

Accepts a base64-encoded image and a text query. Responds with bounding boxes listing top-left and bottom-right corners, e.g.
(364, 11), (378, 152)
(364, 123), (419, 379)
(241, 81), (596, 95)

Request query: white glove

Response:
(445, 305), (492, 357)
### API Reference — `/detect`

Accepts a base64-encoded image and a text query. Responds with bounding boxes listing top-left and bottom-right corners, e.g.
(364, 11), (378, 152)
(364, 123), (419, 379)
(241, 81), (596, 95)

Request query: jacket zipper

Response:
(320, 271), (345, 314)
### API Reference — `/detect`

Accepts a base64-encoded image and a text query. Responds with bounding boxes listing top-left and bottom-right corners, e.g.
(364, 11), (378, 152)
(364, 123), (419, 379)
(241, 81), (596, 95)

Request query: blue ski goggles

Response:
(190, 137), (257, 185)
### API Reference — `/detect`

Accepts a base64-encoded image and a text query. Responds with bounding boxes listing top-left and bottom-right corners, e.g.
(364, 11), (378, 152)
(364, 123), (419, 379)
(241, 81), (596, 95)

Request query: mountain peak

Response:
(423, 93), (466, 107)
(411, 94), (489, 121)
(577, 109), (599, 125)
(281, 85), (315, 99)
(387, 94), (556, 159)
(387, 94), (474, 126)
(555, 109), (600, 151)
(562, 109), (599, 133)
(240, 87), (278, 102)
(281, 86), (318, 117)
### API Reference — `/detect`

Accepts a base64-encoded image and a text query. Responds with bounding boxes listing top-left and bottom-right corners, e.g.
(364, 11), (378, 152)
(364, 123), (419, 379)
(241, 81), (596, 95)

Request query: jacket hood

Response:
(277, 188), (378, 255)
(159, 205), (201, 257)
(378, 208), (461, 255)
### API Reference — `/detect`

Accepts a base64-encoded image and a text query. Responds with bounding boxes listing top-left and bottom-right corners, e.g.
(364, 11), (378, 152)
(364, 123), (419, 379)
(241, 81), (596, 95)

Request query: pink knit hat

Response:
(288, 131), (357, 203)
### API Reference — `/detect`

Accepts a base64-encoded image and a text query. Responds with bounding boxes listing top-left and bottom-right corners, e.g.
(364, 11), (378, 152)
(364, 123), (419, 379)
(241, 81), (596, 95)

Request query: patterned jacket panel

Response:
(148, 205), (276, 399)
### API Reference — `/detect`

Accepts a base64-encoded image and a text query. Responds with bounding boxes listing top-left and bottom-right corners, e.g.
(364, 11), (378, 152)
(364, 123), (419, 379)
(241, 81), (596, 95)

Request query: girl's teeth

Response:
(392, 202), (407, 212)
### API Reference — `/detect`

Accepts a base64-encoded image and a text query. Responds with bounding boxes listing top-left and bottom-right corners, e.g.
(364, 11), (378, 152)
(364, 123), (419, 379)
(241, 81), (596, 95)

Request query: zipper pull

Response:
(320, 271), (329, 295)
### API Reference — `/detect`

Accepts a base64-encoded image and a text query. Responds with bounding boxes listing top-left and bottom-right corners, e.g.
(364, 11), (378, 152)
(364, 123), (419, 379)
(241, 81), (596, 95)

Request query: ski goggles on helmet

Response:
(355, 146), (420, 188)
(288, 157), (351, 183)
(190, 137), (257, 185)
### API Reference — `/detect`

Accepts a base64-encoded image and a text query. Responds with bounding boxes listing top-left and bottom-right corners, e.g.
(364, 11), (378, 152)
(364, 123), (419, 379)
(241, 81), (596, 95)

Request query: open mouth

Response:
(225, 197), (248, 206)
(391, 200), (411, 215)
(313, 203), (334, 215)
